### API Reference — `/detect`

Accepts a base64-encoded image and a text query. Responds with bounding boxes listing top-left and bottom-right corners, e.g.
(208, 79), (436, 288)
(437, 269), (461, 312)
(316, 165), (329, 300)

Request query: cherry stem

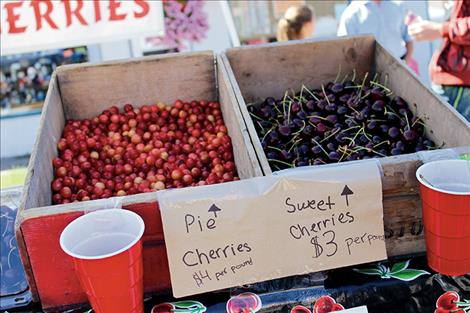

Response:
(302, 84), (319, 101)
(334, 63), (342, 83)
(322, 84), (331, 106)
(268, 158), (293, 168)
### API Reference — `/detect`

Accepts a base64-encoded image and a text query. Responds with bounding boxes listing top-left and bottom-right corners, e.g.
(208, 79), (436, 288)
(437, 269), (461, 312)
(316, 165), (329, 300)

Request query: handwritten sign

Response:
(159, 161), (387, 298)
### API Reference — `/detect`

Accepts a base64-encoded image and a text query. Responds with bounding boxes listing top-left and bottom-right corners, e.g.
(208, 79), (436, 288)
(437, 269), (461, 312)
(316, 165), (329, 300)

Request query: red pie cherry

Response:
(313, 296), (337, 313)
(331, 303), (344, 312)
(291, 305), (312, 313)
(151, 303), (174, 313)
(330, 303), (345, 311)
(436, 291), (460, 310)
(226, 292), (262, 313)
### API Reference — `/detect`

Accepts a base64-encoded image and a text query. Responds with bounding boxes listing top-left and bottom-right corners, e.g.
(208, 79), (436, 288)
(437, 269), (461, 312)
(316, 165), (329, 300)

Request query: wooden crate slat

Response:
(56, 51), (217, 120)
(20, 75), (65, 214)
(224, 36), (375, 103)
(217, 54), (263, 178)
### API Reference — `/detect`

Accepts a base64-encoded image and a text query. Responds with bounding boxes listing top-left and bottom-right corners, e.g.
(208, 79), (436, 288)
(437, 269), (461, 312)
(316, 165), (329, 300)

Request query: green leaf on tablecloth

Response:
(352, 267), (383, 276)
(390, 260), (410, 274)
(460, 153), (470, 161)
(389, 269), (430, 281)
(172, 300), (207, 313)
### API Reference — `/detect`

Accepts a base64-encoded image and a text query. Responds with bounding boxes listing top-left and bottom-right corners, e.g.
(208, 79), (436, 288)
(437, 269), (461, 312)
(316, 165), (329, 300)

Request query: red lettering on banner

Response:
(134, 0), (149, 18)
(93, 0), (102, 22)
(62, 0), (87, 27)
(30, 0), (58, 31)
(4, 1), (27, 34)
(109, 0), (126, 21)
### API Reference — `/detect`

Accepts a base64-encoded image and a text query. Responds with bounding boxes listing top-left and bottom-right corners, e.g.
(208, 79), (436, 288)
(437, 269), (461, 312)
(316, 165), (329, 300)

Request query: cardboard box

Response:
(16, 51), (261, 311)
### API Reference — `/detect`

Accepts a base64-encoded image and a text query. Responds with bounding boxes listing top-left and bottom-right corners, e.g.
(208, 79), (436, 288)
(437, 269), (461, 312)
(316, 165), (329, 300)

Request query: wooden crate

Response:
(221, 36), (470, 257)
(15, 51), (262, 311)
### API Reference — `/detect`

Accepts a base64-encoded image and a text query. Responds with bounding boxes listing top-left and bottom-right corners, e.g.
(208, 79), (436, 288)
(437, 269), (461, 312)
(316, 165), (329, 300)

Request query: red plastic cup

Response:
(60, 209), (145, 313)
(416, 159), (470, 276)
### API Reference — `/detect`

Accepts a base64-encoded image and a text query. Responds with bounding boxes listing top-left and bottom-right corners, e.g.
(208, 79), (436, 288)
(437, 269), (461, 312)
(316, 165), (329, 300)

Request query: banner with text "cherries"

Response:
(0, 0), (164, 55)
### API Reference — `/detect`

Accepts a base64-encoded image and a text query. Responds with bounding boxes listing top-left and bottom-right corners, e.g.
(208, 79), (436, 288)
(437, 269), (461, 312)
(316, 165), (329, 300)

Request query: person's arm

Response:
(409, 17), (470, 45)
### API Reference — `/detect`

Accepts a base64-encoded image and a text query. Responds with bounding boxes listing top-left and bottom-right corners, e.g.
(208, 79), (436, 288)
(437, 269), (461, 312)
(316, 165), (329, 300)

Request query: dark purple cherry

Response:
(339, 94), (351, 103)
(313, 158), (325, 165)
(367, 120), (377, 131)
(347, 97), (359, 109)
(380, 124), (390, 133)
(326, 142), (336, 151)
(265, 97), (276, 106)
(328, 151), (340, 161)
(280, 150), (292, 160)
(392, 96), (407, 108)
(370, 87), (385, 101)
(266, 151), (279, 159)
(403, 129), (417, 141)
(297, 111), (307, 119)
(372, 100), (385, 112)
(326, 114), (338, 124)
(331, 83), (344, 94)
(311, 146), (323, 155)
(359, 134), (369, 144)
(325, 103), (337, 112)
(278, 124), (291, 136)
(399, 108), (411, 118)
(302, 124), (314, 136)
(337, 105), (348, 115)
(306, 100), (315, 110)
(372, 135), (382, 144)
(388, 127), (400, 139)
(396, 140), (406, 151)
(316, 123), (328, 133)
(291, 102), (301, 113)
(309, 114), (321, 124)
(299, 144), (309, 155)
(317, 100), (328, 110)
(423, 139), (435, 148)
(415, 144), (425, 152)
(345, 118), (357, 128)
(293, 118), (304, 128)
(268, 131), (279, 142)
(391, 148), (402, 156)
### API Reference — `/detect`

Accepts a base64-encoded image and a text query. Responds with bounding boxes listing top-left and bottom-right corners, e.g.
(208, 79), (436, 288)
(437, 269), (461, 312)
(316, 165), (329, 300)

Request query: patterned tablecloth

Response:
(7, 255), (469, 313)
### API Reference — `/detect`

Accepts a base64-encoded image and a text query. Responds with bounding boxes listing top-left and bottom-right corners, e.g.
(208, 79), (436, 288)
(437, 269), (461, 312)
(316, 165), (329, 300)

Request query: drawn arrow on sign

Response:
(341, 185), (354, 206)
(208, 204), (222, 218)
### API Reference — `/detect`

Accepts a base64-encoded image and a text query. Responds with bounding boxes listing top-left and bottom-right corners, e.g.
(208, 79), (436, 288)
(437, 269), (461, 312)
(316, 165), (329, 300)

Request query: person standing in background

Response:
(277, 5), (315, 42)
(337, 0), (414, 63)
(409, 0), (469, 121)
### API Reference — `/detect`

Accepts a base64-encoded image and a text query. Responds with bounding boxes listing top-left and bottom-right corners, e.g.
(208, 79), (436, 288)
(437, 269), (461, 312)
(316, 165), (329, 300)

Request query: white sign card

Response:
(159, 161), (387, 298)
(1, 0), (164, 55)
(343, 306), (369, 313)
